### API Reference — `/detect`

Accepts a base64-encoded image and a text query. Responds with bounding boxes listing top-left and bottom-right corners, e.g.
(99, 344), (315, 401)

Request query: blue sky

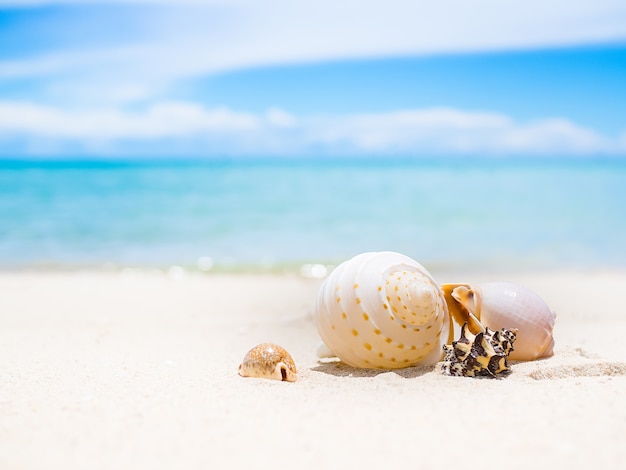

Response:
(1, 0), (626, 158)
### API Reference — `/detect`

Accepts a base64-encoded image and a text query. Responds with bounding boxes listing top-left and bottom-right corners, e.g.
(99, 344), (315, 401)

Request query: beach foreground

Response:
(1, 270), (625, 469)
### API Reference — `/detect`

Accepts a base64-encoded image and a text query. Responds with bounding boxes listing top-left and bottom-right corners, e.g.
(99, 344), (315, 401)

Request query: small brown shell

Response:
(238, 343), (297, 382)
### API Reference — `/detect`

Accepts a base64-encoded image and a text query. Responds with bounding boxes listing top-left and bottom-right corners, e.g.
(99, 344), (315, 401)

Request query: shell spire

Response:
(314, 252), (452, 369)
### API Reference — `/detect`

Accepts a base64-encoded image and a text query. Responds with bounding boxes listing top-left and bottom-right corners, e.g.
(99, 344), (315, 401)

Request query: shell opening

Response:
(442, 283), (484, 334)
(280, 366), (287, 381)
(451, 286), (477, 313)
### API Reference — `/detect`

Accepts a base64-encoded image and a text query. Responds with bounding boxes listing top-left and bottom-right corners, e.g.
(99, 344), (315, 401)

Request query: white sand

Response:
(1, 269), (625, 469)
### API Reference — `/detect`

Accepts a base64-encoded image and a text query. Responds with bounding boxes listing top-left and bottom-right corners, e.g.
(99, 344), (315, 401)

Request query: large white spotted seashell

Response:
(442, 282), (556, 361)
(314, 252), (452, 369)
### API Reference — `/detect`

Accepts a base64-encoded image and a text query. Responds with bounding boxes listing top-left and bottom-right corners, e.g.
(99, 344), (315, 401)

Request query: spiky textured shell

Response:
(441, 323), (517, 377)
(451, 282), (556, 361)
(314, 252), (451, 369)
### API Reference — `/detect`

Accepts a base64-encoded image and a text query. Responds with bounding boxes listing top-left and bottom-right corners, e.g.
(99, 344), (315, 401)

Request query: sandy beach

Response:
(1, 269), (625, 469)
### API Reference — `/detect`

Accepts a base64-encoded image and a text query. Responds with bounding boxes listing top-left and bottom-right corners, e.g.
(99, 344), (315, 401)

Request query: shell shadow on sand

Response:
(311, 347), (626, 381)
(309, 345), (626, 380)
(312, 360), (434, 379)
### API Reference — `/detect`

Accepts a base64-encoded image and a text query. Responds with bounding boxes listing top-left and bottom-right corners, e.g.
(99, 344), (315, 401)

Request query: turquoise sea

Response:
(1, 157), (625, 272)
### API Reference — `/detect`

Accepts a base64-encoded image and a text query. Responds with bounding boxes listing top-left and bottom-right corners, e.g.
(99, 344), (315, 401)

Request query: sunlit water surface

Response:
(1, 157), (624, 273)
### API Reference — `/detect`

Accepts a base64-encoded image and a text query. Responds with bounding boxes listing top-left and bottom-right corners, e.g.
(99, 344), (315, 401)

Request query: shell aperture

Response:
(314, 252), (452, 369)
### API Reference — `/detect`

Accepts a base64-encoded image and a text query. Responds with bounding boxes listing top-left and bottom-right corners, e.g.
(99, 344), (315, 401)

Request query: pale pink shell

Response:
(449, 282), (556, 361)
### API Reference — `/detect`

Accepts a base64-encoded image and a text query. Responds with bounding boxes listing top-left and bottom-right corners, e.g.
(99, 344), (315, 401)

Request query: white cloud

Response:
(0, 101), (260, 139)
(311, 109), (511, 151)
(0, 101), (623, 156)
(1, 1), (625, 105)
(496, 118), (612, 154)
(2, 2), (622, 156)
(266, 108), (297, 129)
(301, 109), (618, 155)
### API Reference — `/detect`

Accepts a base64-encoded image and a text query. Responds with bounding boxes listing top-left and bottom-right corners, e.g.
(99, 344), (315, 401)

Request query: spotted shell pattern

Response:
(314, 252), (451, 369)
(238, 343), (297, 382)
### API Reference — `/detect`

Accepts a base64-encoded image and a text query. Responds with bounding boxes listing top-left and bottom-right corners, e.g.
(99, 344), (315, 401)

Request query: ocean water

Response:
(1, 157), (625, 272)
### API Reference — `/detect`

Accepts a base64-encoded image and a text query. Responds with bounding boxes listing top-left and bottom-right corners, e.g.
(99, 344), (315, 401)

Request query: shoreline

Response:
(1, 269), (625, 468)
(2, 258), (626, 276)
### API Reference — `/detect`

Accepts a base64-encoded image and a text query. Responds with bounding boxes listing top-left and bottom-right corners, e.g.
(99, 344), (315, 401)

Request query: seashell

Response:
(314, 251), (452, 369)
(441, 322), (517, 377)
(441, 282), (556, 361)
(238, 343), (297, 382)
